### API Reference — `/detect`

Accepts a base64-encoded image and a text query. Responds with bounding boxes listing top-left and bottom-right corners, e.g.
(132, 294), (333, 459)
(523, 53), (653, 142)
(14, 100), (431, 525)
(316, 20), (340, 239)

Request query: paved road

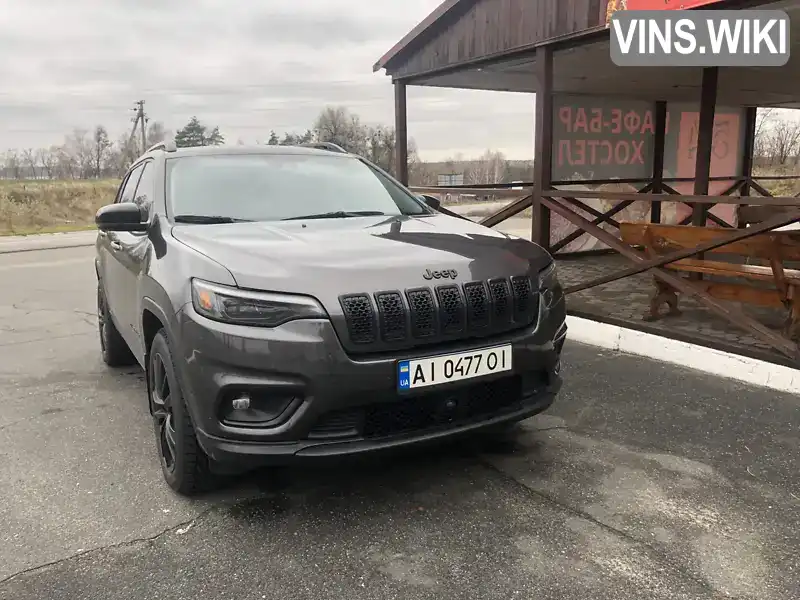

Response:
(1, 246), (798, 600)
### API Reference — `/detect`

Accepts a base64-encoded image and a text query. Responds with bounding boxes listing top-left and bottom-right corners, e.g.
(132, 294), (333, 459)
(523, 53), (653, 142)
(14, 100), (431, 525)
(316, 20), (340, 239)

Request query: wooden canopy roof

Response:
(374, 0), (800, 107)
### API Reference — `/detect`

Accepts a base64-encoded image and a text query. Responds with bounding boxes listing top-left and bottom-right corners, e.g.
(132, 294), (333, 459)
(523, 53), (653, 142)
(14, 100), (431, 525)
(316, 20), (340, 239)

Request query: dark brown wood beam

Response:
(532, 46), (553, 249)
(394, 81), (409, 185)
(651, 101), (667, 223)
(479, 195), (533, 228)
(692, 67), (718, 227)
(739, 106), (758, 228)
(540, 190), (800, 206)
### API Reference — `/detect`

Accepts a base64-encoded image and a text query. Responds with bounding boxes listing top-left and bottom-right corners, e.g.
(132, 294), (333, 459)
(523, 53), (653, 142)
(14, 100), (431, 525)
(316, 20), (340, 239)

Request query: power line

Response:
(0, 96), (394, 114)
(0, 79), (393, 99)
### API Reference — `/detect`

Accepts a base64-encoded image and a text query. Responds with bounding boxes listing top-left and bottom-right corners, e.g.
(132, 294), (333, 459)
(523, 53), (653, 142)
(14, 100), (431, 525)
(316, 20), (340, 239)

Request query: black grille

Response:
(407, 288), (437, 338)
(339, 276), (538, 349)
(488, 278), (513, 325)
(308, 376), (524, 440)
(307, 410), (362, 439)
(510, 276), (536, 322)
(375, 292), (407, 341)
(435, 285), (466, 334)
(463, 282), (490, 329)
(339, 294), (376, 344)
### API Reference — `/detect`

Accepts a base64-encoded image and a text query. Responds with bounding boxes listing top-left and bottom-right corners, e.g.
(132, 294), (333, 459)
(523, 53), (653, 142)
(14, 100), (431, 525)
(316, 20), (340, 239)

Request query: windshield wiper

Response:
(281, 210), (387, 221)
(173, 215), (251, 224)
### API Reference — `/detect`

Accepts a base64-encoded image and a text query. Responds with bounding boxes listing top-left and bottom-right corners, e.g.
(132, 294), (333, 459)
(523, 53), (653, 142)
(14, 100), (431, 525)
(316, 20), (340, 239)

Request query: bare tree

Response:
(21, 148), (38, 179)
(37, 148), (57, 179)
(93, 126), (112, 178)
(767, 117), (800, 165)
(363, 124), (395, 173)
(61, 129), (95, 179)
(313, 106), (368, 155)
(754, 108), (776, 160)
(4, 150), (22, 179)
(1, 105), (438, 185)
(465, 150), (509, 185)
(146, 120), (169, 146)
(409, 148), (437, 186)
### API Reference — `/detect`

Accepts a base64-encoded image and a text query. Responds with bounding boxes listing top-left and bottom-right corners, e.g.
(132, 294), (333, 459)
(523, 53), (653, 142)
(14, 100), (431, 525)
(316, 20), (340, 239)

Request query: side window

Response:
(113, 173), (130, 203)
(132, 162), (155, 216)
(117, 164), (145, 204)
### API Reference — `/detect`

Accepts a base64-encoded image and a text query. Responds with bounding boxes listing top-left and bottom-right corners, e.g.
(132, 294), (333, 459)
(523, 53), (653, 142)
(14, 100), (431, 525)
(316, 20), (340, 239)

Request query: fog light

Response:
(553, 359), (561, 375)
(220, 390), (297, 427)
(231, 395), (250, 410)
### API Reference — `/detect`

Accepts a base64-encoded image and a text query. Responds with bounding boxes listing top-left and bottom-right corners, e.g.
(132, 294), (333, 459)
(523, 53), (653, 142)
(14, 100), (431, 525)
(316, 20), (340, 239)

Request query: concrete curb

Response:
(0, 241), (95, 255)
(565, 314), (800, 394)
(0, 232), (96, 255)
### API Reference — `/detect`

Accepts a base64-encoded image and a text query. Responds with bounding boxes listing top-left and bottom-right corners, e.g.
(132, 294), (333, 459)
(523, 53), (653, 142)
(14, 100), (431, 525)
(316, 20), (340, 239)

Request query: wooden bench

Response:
(738, 205), (797, 229)
(619, 222), (800, 339)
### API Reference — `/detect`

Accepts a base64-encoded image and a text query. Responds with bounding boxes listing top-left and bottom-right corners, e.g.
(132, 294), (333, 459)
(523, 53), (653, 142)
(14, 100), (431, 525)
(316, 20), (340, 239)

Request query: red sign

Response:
(606, 0), (725, 25)
(626, 0), (724, 9)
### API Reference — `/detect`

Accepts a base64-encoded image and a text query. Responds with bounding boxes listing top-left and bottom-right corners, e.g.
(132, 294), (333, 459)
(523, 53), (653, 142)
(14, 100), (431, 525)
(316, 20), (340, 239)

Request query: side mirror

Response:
(419, 194), (441, 210)
(95, 203), (148, 232)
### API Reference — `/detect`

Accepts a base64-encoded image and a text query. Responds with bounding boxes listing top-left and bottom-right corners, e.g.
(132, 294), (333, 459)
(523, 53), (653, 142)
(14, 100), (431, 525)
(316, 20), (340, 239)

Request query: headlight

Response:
(538, 262), (560, 308)
(538, 262), (559, 289)
(191, 279), (327, 327)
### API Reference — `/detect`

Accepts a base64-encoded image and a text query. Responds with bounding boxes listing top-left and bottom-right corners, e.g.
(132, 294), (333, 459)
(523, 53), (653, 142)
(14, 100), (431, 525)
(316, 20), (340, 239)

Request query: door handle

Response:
(110, 241), (122, 251)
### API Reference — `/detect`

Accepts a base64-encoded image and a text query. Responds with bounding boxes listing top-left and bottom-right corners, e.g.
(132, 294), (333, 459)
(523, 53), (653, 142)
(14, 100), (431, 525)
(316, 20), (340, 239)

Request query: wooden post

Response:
(532, 46), (553, 249)
(651, 101), (667, 224)
(692, 67), (718, 227)
(394, 80), (409, 185)
(739, 106), (758, 227)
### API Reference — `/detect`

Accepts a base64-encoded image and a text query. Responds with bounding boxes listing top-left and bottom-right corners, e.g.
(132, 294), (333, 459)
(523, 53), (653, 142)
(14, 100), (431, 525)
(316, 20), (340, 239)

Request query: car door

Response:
(101, 162), (145, 347)
(113, 160), (156, 358)
(97, 171), (131, 293)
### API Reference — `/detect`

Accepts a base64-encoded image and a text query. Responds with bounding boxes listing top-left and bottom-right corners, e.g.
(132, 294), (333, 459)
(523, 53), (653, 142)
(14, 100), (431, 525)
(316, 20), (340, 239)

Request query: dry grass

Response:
(0, 179), (119, 235)
(752, 165), (800, 197)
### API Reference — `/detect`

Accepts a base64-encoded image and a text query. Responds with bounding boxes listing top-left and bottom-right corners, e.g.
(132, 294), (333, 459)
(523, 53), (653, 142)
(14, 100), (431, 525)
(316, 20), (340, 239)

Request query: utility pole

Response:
(136, 100), (147, 153)
(121, 100), (148, 170)
(128, 100), (147, 155)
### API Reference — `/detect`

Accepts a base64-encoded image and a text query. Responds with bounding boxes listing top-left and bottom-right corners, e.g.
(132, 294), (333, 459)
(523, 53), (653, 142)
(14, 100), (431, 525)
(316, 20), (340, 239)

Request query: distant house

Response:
(437, 173), (464, 186)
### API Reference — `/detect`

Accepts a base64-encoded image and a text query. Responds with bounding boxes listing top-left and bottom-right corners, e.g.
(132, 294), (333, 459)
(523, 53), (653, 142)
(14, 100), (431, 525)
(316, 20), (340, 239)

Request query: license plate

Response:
(397, 345), (512, 391)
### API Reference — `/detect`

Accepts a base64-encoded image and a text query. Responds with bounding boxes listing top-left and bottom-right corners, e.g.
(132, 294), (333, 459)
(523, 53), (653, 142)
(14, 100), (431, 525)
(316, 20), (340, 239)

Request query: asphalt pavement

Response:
(0, 244), (798, 600)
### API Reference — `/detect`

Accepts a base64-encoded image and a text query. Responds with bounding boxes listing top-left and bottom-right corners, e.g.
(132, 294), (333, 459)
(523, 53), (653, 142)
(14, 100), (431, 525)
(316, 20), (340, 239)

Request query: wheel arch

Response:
(140, 296), (174, 358)
(140, 297), (173, 418)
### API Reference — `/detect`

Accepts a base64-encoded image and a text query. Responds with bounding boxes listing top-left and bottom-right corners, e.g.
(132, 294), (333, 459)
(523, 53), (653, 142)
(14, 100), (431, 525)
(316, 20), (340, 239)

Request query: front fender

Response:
(137, 274), (181, 354)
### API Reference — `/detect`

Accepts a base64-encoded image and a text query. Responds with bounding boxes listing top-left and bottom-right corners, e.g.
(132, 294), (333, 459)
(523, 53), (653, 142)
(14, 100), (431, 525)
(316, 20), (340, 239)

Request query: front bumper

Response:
(175, 300), (567, 470)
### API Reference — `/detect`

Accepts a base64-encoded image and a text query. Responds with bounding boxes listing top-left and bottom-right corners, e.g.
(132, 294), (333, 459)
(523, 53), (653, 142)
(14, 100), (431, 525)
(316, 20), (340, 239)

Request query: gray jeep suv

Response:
(94, 141), (567, 495)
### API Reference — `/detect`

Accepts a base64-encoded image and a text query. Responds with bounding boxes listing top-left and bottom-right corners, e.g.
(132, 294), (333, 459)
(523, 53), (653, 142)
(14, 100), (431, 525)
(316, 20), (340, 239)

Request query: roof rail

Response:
(301, 142), (347, 153)
(145, 140), (177, 153)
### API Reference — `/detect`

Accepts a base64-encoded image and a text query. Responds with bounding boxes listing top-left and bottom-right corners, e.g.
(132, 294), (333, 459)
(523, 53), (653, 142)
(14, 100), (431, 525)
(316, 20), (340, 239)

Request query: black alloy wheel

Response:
(150, 350), (177, 474)
(147, 329), (214, 495)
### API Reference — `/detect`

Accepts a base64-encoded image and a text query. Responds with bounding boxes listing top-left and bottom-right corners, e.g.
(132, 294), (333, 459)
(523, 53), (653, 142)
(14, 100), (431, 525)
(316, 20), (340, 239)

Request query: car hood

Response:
(171, 213), (552, 298)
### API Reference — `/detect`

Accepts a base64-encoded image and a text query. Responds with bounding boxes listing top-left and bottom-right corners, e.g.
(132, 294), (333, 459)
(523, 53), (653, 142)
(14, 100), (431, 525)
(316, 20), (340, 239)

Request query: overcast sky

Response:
(0, 0), (535, 160)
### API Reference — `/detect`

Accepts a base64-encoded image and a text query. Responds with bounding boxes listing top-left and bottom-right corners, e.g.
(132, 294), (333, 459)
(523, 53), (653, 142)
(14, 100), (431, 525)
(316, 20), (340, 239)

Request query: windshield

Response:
(166, 153), (431, 221)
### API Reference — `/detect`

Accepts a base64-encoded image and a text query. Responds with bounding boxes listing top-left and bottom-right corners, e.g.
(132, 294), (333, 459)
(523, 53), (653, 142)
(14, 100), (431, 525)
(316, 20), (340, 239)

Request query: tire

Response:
(97, 284), (136, 367)
(148, 329), (215, 495)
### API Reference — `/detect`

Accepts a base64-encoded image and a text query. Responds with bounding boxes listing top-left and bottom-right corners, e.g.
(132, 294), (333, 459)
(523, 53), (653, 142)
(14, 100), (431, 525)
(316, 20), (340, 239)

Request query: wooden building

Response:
(374, 0), (800, 365)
